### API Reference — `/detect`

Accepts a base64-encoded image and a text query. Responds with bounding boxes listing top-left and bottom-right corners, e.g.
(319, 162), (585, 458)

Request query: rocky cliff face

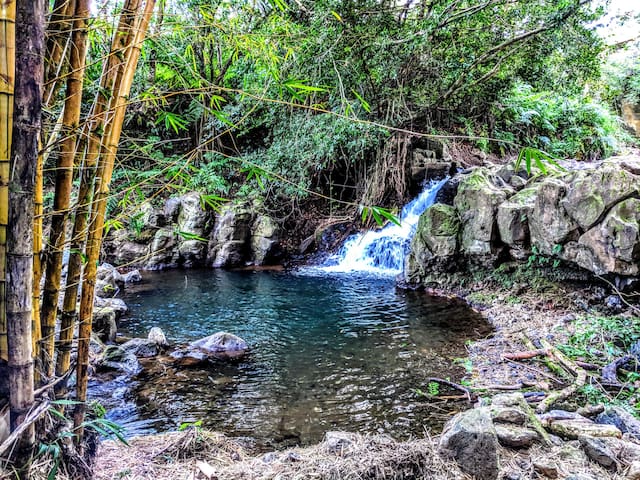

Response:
(103, 194), (281, 270)
(405, 155), (640, 284)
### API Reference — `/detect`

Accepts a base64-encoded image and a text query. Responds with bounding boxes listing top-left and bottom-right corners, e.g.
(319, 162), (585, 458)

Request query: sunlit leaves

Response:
(360, 205), (400, 227)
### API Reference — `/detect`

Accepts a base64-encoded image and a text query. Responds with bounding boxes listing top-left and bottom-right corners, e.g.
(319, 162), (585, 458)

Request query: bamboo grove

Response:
(0, 0), (156, 462)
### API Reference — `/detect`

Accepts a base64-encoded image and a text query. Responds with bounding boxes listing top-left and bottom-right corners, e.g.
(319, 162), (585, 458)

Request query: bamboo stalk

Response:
(43, 0), (76, 105)
(8, 0), (44, 451)
(55, 0), (142, 384)
(74, 0), (156, 439)
(39, 0), (91, 379)
(0, 0), (15, 363)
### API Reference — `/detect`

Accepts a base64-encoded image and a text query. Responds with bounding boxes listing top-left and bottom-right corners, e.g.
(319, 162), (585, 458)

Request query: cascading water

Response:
(321, 177), (449, 275)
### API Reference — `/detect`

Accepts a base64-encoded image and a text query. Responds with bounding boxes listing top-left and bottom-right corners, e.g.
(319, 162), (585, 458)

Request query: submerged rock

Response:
(172, 332), (248, 365)
(97, 345), (141, 375)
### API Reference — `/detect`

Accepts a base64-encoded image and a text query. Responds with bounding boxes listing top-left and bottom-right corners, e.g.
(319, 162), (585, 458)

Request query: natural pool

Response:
(91, 268), (491, 448)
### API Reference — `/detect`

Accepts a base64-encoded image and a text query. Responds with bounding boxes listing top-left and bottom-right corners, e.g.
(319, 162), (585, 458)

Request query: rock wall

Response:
(103, 193), (281, 270)
(405, 155), (640, 284)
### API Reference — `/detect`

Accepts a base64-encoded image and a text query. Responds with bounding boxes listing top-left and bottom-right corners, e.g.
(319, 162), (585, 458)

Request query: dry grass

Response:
(95, 429), (470, 480)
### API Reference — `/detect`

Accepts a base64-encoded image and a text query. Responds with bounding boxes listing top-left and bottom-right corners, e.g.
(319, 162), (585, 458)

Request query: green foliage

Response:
(495, 83), (630, 160)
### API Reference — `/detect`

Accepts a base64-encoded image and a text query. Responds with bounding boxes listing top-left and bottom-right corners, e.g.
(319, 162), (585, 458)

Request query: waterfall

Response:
(320, 178), (449, 276)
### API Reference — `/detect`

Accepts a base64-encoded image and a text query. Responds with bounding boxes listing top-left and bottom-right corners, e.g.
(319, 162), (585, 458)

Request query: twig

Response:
(426, 377), (475, 403)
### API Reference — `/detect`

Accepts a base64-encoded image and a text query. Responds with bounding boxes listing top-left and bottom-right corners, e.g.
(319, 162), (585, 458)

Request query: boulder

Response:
(177, 192), (210, 237)
(104, 230), (150, 267)
(251, 215), (280, 265)
(94, 297), (128, 316)
(405, 203), (461, 282)
(148, 327), (169, 347)
(124, 269), (142, 283)
(121, 338), (162, 358)
(146, 227), (178, 270)
(323, 431), (358, 455)
(529, 178), (579, 255)
(92, 307), (117, 342)
(568, 199), (640, 276)
(138, 201), (166, 229)
(439, 407), (499, 480)
(178, 239), (207, 267)
(628, 461), (640, 480)
(208, 204), (252, 268)
(96, 263), (124, 296)
(454, 169), (509, 257)
(495, 425), (539, 448)
(164, 197), (182, 223)
(497, 187), (536, 259)
(579, 435), (619, 469)
(172, 332), (248, 365)
(189, 332), (248, 356)
(596, 407), (640, 440)
(562, 163), (640, 230)
(490, 407), (528, 425)
(97, 345), (141, 375)
(409, 147), (452, 185)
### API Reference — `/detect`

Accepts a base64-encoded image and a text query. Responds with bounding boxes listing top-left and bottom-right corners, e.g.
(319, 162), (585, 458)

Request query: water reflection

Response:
(91, 269), (490, 446)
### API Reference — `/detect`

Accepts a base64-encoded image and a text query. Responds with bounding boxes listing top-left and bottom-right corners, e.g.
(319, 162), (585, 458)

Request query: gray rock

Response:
(579, 435), (619, 469)
(208, 204), (252, 268)
(97, 345), (141, 375)
(495, 425), (538, 448)
(92, 307), (117, 342)
(189, 332), (247, 355)
(565, 475), (598, 480)
(146, 227), (178, 270)
(250, 215), (279, 265)
(124, 269), (142, 283)
(439, 407), (499, 480)
(94, 296), (128, 316)
(121, 338), (162, 358)
(164, 197), (181, 223)
(561, 163), (639, 230)
(454, 169), (509, 257)
(148, 327), (168, 346)
(491, 407), (527, 425)
(532, 459), (558, 478)
(323, 431), (357, 455)
(596, 407), (640, 440)
(570, 199), (640, 276)
(529, 178), (579, 255)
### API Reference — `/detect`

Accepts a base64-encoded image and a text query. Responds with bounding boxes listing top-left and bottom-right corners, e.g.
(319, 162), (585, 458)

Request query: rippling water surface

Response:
(91, 269), (490, 447)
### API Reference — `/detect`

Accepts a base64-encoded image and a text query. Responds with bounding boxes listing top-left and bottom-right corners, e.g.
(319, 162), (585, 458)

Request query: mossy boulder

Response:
(529, 177), (579, 255)
(566, 198), (640, 276)
(454, 169), (510, 256)
(561, 163), (640, 230)
(404, 203), (459, 282)
(207, 203), (252, 267)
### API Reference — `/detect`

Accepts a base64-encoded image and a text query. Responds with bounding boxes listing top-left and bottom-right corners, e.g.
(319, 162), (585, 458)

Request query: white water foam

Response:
(319, 178), (449, 276)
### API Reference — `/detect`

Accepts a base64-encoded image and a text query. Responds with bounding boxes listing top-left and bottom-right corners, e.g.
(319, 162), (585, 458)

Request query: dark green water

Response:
(93, 269), (490, 447)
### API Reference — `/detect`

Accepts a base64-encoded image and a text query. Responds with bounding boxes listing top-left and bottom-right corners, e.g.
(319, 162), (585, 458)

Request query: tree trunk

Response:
(56, 0), (141, 384)
(40, 0), (90, 379)
(74, 0), (156, 440)
(8, 0), (44, 451)
(0, 0), (15, 363)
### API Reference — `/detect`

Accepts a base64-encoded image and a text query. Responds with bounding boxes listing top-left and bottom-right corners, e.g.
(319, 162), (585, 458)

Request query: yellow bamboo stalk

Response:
(43, 0), (76, 105)
(0, 0), (15, 363)
(56, 0), (142, 382)
(74, 0), (156, 438)
(39, 0), (91, 379)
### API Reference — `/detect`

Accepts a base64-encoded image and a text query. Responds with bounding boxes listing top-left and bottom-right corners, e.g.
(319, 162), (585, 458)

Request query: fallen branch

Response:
(535, 339), (588, 414)
(502, 349), (549, 360)
(425, 377), (475, 403)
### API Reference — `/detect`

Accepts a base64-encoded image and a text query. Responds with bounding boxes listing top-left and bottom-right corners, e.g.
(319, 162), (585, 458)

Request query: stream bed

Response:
(90, 268), (491, 448)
